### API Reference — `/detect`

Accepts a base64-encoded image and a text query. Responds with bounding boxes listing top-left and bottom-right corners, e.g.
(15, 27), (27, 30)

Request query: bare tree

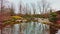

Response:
(0, 0), (6, 34)
(22, 6), (26, 14)
(1, 0), (3, 13)
(25, 4), (31, 15)
(19, 0), (24, 14)
(31, 3), (36, 15)
(19, 3), (22, 14)
(37, 2), (41, 14)
(19, 2), (29, 15)
(1, 0), (9, 11)
(37, 0), (50, 14)
(29, 8), (31, 15)
(25, 4), (28, 15)
(10, 3), (15, 16)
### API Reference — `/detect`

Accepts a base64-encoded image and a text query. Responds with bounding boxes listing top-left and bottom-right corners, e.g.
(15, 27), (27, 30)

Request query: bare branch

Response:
(37, 0), (50, 14)
(31, 3), (36, 14)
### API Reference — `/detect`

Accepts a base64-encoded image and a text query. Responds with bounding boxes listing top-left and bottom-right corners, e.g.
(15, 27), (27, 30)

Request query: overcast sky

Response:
(7, 0), (60, 10)
(6, 0), (60, 14)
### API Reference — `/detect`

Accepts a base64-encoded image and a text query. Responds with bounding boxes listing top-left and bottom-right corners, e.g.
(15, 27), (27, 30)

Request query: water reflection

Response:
(13, 24), (20, 34)
(12, 22), (49, 34)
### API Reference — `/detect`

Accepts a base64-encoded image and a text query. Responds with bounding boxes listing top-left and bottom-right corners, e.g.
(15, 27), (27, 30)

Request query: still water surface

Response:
(2, 22), (49, 34)
(13, 22), (49, 34)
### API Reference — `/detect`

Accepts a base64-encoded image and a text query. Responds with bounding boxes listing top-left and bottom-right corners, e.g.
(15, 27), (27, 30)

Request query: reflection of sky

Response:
(14, 24), (20, 34)
(7, 0), (60, 14)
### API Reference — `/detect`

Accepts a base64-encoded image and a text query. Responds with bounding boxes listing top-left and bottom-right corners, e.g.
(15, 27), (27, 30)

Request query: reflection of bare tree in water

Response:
(20, 22), (49, 34)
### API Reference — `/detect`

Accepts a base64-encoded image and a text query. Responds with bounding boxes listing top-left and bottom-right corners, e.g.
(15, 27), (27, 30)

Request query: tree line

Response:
(1, 0), (51, 16)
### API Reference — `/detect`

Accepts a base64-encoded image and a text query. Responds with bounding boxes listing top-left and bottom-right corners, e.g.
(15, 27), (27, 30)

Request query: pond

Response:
(2, 21), (50, 34)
